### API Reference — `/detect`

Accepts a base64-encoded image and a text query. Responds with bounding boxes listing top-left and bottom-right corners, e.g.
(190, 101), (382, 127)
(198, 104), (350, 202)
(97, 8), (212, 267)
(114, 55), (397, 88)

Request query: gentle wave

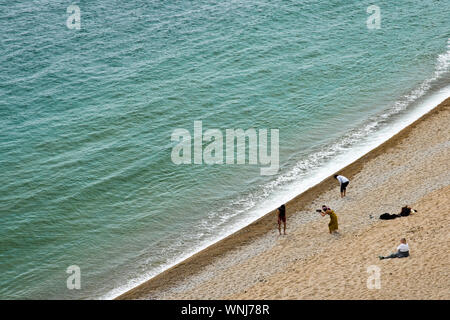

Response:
(105, 39), (450, 300)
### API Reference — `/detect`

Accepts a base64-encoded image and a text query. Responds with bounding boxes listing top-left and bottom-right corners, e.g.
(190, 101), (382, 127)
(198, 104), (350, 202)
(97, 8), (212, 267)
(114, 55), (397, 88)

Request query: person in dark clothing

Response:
(379, 206), (417, 220)
(400, 205), (417, 216)
(277, 204), (287, 235)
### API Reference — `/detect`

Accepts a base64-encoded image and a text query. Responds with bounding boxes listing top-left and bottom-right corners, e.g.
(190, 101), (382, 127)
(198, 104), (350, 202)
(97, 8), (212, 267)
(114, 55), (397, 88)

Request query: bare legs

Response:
(340, 181), (349, 198)
(278, 219), (286, 235)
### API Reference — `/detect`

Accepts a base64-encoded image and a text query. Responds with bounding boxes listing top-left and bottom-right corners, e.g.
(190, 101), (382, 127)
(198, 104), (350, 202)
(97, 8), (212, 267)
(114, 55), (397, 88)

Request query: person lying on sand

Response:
(277, 204), (287, 235)
(318, 205), (339, 234)
(399, 205), (417, 217)
(379, 238), (410, 260)
(334, 174), (349, 198)
(379, 206), (418, 220)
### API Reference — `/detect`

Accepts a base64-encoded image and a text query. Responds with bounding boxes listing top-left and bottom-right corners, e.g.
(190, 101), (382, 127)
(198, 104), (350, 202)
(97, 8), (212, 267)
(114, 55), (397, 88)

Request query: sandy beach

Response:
(117, 97), (450, 300)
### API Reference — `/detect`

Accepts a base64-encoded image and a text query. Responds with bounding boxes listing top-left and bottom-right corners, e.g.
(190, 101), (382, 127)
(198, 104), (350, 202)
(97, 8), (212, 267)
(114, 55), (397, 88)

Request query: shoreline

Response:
(116, 96), (450, 300)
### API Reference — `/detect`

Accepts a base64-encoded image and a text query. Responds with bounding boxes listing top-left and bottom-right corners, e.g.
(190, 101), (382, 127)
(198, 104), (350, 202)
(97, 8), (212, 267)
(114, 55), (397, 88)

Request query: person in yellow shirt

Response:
(319, 205), (339, 234)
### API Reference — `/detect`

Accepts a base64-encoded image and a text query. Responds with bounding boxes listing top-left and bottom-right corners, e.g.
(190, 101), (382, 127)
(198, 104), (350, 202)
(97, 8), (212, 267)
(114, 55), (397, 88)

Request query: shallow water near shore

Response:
(1, 0), (450, 299)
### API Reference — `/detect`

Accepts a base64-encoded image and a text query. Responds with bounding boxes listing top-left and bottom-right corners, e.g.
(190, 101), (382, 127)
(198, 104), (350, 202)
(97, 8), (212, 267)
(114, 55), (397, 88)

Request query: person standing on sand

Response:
(320, 205), (339, 234)
(334, 174), (349, 198)
(277, 204), (287, 235)
(379, 238), (410, 260)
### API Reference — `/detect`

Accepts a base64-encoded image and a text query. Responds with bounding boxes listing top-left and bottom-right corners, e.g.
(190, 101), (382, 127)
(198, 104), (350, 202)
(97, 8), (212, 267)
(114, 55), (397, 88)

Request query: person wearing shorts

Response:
(277, 204), (287, 235)
(334, 174), (349, 198)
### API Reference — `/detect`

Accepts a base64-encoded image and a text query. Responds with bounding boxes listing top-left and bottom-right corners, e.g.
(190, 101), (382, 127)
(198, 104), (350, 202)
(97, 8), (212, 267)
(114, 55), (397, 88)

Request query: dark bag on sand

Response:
(379, 213), (400, 220)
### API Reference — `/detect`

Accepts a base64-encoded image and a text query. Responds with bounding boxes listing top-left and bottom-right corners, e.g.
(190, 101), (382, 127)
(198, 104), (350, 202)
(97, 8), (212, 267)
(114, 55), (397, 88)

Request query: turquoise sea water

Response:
(1, 0), (449, 299)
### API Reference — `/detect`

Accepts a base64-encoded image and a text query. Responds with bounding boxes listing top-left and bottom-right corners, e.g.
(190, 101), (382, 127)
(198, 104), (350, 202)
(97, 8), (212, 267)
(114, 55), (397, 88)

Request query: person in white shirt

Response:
(379, 238), (410, 260)
(334, 174), (349, 198)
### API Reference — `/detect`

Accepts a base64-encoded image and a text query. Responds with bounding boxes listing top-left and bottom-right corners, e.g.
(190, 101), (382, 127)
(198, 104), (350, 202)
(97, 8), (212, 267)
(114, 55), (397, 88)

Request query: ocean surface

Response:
(1, 0), (449, 299)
